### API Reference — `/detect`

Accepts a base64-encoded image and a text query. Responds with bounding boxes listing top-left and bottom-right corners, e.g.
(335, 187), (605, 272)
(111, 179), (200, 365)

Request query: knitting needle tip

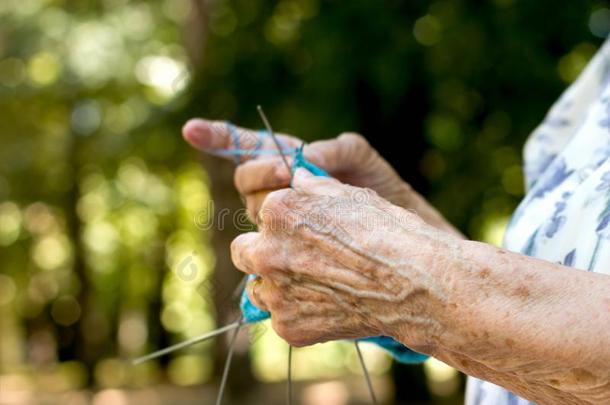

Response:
(131, 321), (242, 365)
(256, 105), (293, 179)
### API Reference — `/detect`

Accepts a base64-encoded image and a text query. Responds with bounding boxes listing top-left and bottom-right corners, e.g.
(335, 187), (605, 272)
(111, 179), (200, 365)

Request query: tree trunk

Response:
(61, 127), (97, 379)
(181, 0), (258, 398)
(206, 157), (257, 403)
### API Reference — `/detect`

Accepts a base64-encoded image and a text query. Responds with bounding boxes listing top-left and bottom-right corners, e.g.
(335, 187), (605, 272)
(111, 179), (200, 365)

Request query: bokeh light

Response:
(0, 1), (606, 404)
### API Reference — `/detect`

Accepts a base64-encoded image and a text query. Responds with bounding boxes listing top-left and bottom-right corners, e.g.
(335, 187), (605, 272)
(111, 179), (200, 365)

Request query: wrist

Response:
(385, 229), (465, 355)
(429, 240), (547, 357)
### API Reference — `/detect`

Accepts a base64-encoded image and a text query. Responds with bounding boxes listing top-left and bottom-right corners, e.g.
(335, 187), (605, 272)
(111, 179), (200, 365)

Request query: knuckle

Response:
(267, 291), (283, 309)
(230, 232), (277, 274)
(267, 188), (291, 207)
(272, 319), (294, 343)
(338, 132), (369, 149)
(230, 233), (256, 271)
(260, 159), (286, 184)
(338, 132), (378, 164)
(271, 310), (311, 347)
(272, 158), (289, 178)
(259, 189), (292, 221)
(234, 161), (264, 193)
(230, 233), (249, 257)
(261, 159), (292, 189)
(249, 251), (269, 274)
(235, 159), (290, 194)
(250, 240), (277, 272)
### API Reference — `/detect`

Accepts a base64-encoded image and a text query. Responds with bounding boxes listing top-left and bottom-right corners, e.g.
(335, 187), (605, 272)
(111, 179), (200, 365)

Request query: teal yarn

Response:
(291, 144), (330, 178)
(228, 126), (429, 363)
(239, 274), (271, 323)
(358, 336), (430, 364)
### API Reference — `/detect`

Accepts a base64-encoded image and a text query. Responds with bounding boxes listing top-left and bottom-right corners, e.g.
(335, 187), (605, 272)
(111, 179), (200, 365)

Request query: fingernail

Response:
(182, 119), (208, 147)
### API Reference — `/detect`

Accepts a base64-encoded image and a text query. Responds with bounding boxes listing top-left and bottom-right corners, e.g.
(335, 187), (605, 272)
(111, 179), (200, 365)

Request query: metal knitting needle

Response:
(257, 105), (293, 176)
(215, 316), (244, 405)
(132, 321), (242, 365)
(257, 105), (294, 405)
(256, 106), (378, 404)
(215, 108), (288, 404)
(355, 342), (377, 404)
(232, 274), (249, 301)
(287, 345), (293, 404)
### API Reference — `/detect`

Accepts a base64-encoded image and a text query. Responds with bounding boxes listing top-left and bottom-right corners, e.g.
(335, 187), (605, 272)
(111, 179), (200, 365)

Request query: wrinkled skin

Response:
(183, 119), (461, 237)
(231, 169), (458, 350)
(183, 119), (610, 405)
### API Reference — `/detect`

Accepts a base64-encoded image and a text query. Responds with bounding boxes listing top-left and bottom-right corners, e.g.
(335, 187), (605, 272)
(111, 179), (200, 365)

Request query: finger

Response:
(292, 167), (344, 196)
(258, 188), (298, 228)
(304, 132), (372, 173)
(245, 191), (271, 224)
(234, 158), (292, 195)
(182, 118), (301, 162)
(230, 232), (261, 274)
(246, 277), (270, 312)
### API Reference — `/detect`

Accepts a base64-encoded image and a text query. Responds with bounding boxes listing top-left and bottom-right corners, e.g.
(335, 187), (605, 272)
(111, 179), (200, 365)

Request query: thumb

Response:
(293, 167), (315, 181)
(292, 167), (342, 195)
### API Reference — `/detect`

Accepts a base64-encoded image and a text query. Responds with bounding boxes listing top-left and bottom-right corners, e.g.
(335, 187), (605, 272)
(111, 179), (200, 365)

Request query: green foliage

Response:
(0, 0), (608, 402)
(191, 0), (606, 243)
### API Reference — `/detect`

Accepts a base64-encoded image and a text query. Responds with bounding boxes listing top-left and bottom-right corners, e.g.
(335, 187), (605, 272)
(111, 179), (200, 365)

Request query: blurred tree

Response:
(182, 0), (607, 402)
(0, 0), (608, 404)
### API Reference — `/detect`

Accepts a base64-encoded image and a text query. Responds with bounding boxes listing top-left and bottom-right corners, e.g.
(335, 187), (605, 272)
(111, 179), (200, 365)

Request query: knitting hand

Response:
(230, 169), (458, 350)
(183, 119), (417, 215)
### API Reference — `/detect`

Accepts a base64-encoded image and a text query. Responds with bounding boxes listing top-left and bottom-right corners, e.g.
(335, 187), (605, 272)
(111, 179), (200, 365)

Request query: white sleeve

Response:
(523, 38), (610, 191)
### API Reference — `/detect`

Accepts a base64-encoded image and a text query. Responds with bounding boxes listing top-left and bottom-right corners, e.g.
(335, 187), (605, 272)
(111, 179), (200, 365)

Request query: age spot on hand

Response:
(512, 285), (530, 299)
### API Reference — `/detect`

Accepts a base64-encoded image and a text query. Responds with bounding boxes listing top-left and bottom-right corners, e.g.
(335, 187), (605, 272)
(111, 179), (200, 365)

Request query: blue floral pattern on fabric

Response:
(466, 37), (610, 405)
(562, 249), (576, 266)
(599, 96), (610, 130)
(596, 208), (610, 237)
(596, 171), (610, 191)
(531, 158), (574, 199)
(543, 192), (571, 238)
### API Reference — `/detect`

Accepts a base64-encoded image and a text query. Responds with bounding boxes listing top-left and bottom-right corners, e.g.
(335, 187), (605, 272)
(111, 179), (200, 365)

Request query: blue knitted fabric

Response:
(239, 146), (429, 364)
(240, 274), (271, 323)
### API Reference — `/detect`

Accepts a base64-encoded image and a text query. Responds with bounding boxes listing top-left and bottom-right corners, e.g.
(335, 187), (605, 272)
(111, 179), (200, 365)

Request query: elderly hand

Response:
(230, 169), (460, 350)
(182, 119), (610, 405)
(182, 119), (461, 236)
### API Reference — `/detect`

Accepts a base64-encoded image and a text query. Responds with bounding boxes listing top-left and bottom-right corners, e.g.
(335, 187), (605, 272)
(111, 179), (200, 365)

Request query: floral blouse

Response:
(465, 37), (610, 405)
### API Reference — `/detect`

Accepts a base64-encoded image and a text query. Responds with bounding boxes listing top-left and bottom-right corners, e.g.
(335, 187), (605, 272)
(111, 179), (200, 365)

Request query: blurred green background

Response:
(0, 0), (608, 404)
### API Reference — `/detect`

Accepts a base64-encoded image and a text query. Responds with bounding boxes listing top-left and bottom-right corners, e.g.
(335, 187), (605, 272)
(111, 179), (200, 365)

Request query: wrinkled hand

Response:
(230, 169), (458, 350)
(182, 118), (414, 220)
